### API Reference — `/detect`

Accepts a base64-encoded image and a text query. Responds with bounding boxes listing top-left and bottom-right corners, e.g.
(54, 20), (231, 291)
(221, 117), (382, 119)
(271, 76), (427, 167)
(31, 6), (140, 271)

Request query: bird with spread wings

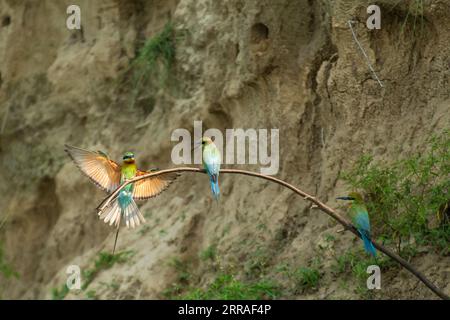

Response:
(65, 144), (178, 253)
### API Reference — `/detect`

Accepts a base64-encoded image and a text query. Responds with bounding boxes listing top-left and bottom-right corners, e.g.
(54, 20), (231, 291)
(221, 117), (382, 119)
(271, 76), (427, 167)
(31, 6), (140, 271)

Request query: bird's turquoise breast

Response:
(118, 188), (133, 209)
(350, 203), (371, 232)
(119, 163), (135, 210)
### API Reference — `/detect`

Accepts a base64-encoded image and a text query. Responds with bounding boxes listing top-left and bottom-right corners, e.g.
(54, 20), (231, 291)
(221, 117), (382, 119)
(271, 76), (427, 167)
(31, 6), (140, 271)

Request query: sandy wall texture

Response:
(0, 0), (448, 299)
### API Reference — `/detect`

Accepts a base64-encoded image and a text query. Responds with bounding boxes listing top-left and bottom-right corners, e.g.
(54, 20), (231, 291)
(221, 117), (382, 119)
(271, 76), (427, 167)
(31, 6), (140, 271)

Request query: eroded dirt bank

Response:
(0, 0), (448, 299)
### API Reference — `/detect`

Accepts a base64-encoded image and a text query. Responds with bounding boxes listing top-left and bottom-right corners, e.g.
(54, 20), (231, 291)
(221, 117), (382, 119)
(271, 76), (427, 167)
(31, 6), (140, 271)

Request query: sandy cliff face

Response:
(0, 0), (448, 299)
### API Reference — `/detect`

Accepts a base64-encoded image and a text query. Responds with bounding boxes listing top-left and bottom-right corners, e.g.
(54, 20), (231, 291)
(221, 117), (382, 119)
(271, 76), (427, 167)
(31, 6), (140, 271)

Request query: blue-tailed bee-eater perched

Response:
(337, 192), (377, 257)
(65, 145), (177, 253)
(201, 137), (221, 200)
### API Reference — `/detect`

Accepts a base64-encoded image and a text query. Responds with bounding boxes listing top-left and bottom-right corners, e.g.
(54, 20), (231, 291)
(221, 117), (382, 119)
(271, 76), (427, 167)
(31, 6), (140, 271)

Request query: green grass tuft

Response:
(83, 250), (134, 290)
(292, 267), (321, 290)
(0, 243), (19, 280)
(138, 224), (151, 236)
(244, 246), (271, 278)
(85, 290), (97, 300)
(51, 285), (70, 300)
(129, 21), (177, 108)
(168, 257), (191, 283)
(177, 274), (279, 300)
(200, 245), (217, 261)
(393, 0), (426, 37)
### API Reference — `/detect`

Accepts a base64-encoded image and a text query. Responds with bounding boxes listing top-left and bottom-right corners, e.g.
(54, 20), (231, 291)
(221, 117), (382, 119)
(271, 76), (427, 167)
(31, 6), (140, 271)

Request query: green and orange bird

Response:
(201, 137), (221, 200)
(337, 192), (377, 258)
(65, 145), (177, 253)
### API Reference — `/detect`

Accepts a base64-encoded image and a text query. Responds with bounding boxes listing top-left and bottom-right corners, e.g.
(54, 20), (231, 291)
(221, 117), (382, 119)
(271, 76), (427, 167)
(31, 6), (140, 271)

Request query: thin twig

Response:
(348, 20), (384, 88)
(97, 167), (449, 300)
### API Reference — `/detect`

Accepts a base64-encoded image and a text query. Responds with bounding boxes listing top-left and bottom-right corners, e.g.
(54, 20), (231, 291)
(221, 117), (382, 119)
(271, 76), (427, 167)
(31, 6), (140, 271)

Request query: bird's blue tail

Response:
(209, 176), (220, 201)
(359, 230), (377, 257)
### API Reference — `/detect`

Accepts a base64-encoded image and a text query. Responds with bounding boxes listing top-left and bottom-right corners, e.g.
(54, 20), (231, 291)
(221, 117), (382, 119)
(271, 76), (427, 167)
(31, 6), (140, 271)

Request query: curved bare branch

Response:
(96, 167), (449, 300)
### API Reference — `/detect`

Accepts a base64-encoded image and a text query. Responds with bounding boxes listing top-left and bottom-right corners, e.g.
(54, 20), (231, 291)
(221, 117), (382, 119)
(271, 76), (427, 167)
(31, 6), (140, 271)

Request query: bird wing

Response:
(203, 146), (221, 178)
(132, 169), (178, 200)
(64, 144), (121, 193)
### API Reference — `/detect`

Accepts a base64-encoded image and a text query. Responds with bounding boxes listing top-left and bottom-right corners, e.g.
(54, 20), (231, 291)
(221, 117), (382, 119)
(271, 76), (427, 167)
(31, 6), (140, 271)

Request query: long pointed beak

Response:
(336, 196), (353, 201)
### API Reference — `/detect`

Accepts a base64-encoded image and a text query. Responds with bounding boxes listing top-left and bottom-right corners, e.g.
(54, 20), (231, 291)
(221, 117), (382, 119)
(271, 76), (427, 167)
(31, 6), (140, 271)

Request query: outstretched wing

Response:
(64, 144), (121, 193)
(133, 169), (178, 200)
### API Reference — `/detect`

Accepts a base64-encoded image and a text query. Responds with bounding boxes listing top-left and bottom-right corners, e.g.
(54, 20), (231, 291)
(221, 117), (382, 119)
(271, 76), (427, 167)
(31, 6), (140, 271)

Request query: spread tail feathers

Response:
(99, 199), (122, 227)
(99, 197), (146, 254)
(99, 197), (146, 228)
(359, 230), (377, 257)
(123, 198), (146, 228)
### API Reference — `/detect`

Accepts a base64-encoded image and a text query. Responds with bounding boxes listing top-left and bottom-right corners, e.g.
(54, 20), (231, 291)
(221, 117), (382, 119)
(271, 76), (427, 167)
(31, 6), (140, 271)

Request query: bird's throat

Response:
(122, 162), (137, 180)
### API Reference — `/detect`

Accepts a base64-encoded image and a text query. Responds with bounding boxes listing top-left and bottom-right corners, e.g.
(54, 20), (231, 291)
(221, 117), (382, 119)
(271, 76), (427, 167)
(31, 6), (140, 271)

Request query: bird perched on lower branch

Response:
(337, 191), (377, 258)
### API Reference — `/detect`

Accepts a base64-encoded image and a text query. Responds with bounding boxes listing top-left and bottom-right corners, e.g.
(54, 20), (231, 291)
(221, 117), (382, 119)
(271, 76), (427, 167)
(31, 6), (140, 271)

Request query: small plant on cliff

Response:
(292, 267), (321, 291)
(341, 130), (450, 256)
(82, 250), (134, 290)
(243, 245), (271, 278)
(0, 242), (19, 300)
(129, 21), (176, 109)
(200, 245), (217, 261)
(391, 0), (425, 37)
(51, 285), (70, 301)
(163, 255), (279, 300)
(176, 273), (279, 300)
(85, 289), (97, 300)
(0, 243), (19, 280)
(277, 259), (323, 294)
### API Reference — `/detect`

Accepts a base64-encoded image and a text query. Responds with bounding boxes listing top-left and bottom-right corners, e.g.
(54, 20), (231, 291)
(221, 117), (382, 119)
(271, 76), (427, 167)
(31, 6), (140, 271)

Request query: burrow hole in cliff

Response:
(1, 15), (11, 27)
(250, 23), (269, 44)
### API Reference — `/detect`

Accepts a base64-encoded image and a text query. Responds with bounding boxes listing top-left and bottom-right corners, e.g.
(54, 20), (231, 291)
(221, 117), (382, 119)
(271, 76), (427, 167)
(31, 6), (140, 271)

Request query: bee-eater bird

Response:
(201, 137), (221, 200)
(64, 145), (177, 253)
(337, 192), (377, 257)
